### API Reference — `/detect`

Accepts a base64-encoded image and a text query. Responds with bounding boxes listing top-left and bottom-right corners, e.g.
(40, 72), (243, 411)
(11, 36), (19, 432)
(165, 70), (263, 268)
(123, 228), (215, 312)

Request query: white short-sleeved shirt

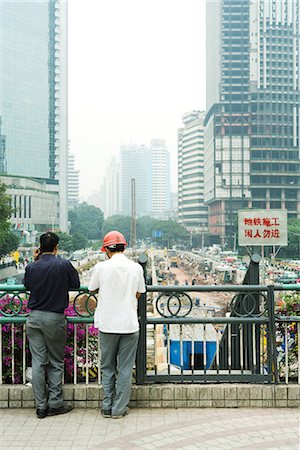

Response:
(88, 253), (146, 333)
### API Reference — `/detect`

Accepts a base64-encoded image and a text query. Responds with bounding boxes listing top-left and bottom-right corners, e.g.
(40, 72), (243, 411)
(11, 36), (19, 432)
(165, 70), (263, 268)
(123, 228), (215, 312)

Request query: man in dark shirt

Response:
(24, 232), (80, 419)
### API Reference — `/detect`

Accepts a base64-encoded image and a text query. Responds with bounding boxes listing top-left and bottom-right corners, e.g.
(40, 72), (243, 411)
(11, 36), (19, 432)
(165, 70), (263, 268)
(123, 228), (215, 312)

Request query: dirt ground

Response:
(167, 266), (232, 311)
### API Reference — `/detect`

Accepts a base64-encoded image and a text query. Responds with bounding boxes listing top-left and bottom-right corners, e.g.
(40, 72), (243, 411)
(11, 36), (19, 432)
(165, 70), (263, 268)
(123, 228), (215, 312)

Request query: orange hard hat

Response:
(101, 230), (128, 252)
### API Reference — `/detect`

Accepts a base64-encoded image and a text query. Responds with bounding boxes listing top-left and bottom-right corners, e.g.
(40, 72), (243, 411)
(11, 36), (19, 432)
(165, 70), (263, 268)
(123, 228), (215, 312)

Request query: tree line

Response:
(0, 182), (188, 256)
(60, 204), (188, 252)
(0, 182), (300, 258)
(0, 184), (20, 257)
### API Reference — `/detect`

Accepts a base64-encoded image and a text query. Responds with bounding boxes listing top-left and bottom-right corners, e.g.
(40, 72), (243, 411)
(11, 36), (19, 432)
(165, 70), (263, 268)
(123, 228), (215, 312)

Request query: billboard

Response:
(238, 209), (288, 247)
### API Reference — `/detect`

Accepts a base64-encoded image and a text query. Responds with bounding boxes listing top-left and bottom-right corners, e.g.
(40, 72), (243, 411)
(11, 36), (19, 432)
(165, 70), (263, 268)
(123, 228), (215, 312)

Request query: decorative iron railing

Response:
(0, 283), (299, 385)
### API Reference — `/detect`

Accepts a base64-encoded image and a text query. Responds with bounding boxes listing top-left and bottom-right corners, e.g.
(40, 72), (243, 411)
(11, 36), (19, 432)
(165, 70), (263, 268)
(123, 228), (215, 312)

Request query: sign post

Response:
(238, 209), (288, 284)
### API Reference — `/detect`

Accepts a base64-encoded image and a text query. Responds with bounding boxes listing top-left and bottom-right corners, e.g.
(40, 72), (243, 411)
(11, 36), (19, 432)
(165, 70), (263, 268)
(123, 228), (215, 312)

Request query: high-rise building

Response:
(67, 151), (80, 209)
(205, 0), (300, 243)
(120, 145), (152, 217)
(105, 156), (120, 218)
(0, 174), (59, 234)
(120, 142), (171, 218)
(98, 158), (120, 218)
(170, 192), (178, 218)
(87, 189), (102, 210)
(99, 180), (107, 216)
(150, 139), (171, 218)
(0, 0), (68, 231)
(178, 111), (208, 232)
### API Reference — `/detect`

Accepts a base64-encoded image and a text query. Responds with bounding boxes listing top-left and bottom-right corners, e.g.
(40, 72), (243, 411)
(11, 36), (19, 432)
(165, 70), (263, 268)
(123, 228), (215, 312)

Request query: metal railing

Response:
(0, 285), (98, 385)
(136, 284), (300, 385)
(0, 283), (299, 385)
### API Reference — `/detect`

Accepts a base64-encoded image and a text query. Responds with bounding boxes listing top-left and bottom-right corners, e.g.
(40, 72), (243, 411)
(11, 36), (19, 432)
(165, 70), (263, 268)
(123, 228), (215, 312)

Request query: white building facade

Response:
(0, 175), (59, 234)
(67, 152), (80, 209)
(178, 111), (208, 232)
(106, 157), (120, 217)
(150, 139), (171, 218)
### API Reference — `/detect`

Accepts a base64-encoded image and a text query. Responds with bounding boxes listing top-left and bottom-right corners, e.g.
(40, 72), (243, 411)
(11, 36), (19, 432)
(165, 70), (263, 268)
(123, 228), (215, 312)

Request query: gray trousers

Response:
(100, 331), (139, 416)
(26, 310), (66, 410)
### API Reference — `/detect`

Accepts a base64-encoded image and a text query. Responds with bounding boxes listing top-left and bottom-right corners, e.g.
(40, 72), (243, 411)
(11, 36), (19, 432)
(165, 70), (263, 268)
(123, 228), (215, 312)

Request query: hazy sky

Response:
(69, 0), (206, 198)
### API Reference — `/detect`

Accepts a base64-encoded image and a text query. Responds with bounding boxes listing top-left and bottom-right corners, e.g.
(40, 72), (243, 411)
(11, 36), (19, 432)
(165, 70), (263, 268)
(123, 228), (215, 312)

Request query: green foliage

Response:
(102, 215), (188, 247)
(154, 219), (188, 244)
(0, 232), (20, 256)
(287, 218), (300, 257)
(279, 219), (300, 258)
(72, 233), (89, 251)
(102, 215), (131, 243)
(139, 217), (188, 246)
(56, 232), (74, 253)
(57, 232), (88, 253)
(0, 183), (11, 224)
(277, 291), (300, 316)
(137, 216), (158, 239)
(68, 202), (104, 240)
(0, 183), (20, 257)
(90, 240), (102, 250)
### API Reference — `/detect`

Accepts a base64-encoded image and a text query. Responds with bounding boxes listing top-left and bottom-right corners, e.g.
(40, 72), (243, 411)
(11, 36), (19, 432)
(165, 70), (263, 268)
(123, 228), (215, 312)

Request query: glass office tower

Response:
(0, 0), (68, 230)
(120, 145), (152, 217)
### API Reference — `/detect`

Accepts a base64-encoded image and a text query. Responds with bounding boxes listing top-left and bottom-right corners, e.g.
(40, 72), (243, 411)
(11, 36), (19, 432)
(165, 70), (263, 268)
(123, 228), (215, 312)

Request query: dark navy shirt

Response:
(23, 254), (80, 313)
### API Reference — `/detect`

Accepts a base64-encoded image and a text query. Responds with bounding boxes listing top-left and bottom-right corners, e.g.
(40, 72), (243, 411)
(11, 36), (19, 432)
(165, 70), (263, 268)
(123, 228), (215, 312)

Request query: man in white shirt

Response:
(88, 230), (146, 419)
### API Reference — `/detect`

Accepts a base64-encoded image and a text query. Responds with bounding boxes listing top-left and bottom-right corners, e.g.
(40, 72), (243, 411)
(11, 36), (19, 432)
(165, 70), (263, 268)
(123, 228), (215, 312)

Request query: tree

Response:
(103, 215), (189, 248)
(72, 233), (89, 251)
(281, 218), (300, 258)
(57, 232), (88, 253)
(154, 219), (188, 247)
(0, 232), (19, 257)
(102, 215), (131, 243)
(0, 183), (20, 257)
(56, 232), (74, 253)
(0, 183), (11, 224)
(137, 216), (188, 246)
(69, 202), (104, 240)
(137, 216), (158, 239)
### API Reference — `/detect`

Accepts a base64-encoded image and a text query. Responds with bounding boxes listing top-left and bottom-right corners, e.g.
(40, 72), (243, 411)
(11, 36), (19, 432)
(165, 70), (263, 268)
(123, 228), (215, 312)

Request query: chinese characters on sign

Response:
(238, 210), (288, 247)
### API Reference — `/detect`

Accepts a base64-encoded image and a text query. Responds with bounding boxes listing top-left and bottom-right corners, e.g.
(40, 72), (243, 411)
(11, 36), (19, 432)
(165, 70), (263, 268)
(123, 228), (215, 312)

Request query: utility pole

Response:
(130, 178), (136, 256)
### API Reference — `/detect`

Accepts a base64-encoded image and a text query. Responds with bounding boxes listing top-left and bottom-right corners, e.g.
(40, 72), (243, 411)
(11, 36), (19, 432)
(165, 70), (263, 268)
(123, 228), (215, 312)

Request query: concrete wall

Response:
(1, 384), (299, 409)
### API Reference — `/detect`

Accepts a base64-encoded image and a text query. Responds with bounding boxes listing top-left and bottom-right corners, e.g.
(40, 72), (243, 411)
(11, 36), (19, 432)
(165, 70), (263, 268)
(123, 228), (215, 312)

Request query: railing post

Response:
(136, 254), (148, 385)
(244, 254), (261, 373)
(267, 285), (279, 383)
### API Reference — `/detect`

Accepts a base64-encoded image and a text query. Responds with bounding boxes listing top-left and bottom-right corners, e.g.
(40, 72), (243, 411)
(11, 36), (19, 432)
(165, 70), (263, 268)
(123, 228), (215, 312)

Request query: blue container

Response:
(170, 340), (216, 370)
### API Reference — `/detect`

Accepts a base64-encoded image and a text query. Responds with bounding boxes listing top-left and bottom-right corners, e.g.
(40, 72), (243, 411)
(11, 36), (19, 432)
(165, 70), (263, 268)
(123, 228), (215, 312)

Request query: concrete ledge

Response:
(0, 384), (299, 408)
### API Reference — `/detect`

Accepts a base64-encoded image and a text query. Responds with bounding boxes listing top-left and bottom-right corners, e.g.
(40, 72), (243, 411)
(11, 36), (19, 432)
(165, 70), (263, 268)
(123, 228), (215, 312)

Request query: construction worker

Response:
(88, 230), (146, 419)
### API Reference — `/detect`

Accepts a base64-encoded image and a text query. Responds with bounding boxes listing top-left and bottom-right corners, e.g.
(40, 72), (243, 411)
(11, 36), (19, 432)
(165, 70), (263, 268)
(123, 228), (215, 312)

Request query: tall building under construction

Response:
(205, 0), (300, 244)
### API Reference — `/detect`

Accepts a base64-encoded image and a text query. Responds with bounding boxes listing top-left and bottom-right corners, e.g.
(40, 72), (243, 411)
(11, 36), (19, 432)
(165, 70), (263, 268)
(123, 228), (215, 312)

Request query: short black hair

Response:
(40, 232), (59, 253)
(107, 244), (125, 253)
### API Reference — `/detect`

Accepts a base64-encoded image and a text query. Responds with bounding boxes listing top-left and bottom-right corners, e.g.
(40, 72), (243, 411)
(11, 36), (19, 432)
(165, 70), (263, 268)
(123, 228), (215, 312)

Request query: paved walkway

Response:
(0, 408), (299, 449)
